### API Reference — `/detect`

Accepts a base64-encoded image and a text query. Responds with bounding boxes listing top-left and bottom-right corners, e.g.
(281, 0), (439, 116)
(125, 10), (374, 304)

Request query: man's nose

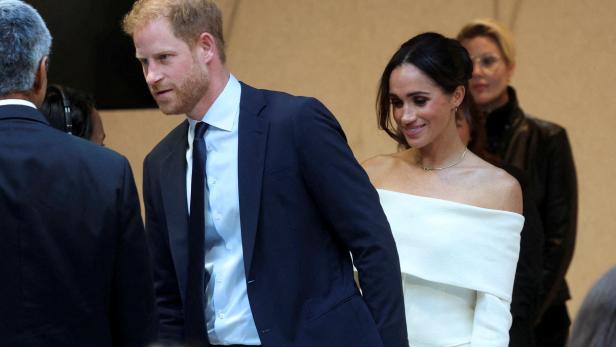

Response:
(145, 65), (162, 85)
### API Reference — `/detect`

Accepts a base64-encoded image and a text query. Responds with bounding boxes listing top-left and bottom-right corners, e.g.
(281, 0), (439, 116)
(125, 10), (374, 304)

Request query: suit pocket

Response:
(303, 294), (355, 322)
(300, 295), (383, 347)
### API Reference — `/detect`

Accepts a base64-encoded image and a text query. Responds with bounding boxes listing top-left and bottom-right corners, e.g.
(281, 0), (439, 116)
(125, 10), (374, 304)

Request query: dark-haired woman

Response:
(41, 85), (106, 145)
(362, 32), (523, 346)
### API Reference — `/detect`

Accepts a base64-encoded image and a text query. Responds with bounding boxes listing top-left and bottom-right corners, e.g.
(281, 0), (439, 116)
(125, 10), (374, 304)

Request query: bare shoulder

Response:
(361, 153), (396, 183)
(458, 153), (522, 213)
(362, 150), (414, 188)
(361, 154), (391, 173)
(482, 165), (523, 214)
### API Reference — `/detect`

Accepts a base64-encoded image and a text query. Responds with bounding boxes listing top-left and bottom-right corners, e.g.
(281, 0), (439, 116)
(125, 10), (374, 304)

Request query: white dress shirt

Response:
(186, 75), (260, 345)
(0, 99), (37, 108)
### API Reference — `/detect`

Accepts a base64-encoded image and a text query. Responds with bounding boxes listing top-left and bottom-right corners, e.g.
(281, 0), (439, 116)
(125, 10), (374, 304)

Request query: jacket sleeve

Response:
(112, 156), (157, 347)
(143, 154), (185, 343)
(539, 128), (578, 316)
(506, 166), (544, 321)
(292, 98), (408, 347)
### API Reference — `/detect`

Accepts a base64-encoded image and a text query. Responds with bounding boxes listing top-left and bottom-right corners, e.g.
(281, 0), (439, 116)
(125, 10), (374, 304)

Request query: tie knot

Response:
(194, 122), (208, 138)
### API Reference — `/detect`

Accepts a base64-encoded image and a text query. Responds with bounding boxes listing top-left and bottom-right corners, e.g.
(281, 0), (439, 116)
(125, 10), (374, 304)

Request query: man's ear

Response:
(32, 56), (49, 107)
(196, 32), (217, 64)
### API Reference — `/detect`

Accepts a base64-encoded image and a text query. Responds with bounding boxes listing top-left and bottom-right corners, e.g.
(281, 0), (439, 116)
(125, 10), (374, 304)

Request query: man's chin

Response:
(156, 103), (184, 116)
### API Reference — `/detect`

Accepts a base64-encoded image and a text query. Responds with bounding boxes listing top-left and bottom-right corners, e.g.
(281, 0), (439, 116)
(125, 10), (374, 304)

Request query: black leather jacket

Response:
(503, 165), (544, 321)
(485, 87), (578, 319)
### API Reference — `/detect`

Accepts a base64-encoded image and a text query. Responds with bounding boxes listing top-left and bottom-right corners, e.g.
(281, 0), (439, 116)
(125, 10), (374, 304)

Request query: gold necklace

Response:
(421, 148), (468, 171)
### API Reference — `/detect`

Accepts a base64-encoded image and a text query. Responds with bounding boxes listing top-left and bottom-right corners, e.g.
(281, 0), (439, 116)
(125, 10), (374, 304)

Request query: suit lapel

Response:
(238, 83), (268, 275)
(159, 121), (191, 297)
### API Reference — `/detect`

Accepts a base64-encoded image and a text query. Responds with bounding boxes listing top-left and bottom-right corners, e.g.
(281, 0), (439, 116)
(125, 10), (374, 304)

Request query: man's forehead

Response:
(133, 19), (173, 51)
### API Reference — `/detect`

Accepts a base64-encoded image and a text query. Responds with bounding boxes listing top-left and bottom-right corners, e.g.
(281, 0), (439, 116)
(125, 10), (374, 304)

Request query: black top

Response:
(485, 87), (578, 318)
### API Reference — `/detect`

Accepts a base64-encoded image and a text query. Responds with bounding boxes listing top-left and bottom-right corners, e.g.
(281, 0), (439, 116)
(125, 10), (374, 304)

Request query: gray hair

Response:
(568, 266), (616, 347)
(0, 0), (52, 96)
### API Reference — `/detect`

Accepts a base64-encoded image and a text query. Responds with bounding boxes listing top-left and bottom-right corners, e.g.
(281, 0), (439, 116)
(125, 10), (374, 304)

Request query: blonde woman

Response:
(458, 19), (578, 347)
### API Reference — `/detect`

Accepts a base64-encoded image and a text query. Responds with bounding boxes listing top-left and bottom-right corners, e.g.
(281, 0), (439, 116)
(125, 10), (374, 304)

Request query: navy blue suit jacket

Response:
(0, 104), (156, 346)
(143, 83), (407, 347)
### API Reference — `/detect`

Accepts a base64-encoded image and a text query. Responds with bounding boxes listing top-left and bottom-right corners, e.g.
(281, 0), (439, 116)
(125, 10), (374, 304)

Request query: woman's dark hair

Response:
(41, 85), (96, 140)
(377, 32), (473, 148)
(568, 266), (616, 347)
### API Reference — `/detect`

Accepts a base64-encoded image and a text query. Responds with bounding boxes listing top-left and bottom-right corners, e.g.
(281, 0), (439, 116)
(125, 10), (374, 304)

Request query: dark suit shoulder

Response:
(241, 82), (324, 121)
(47, 126), (129, 170)
(241, 82), (312, 103)
(2, 105), (128, 168)
(262, 89), (314, 106)
(146, 119), (188, 162)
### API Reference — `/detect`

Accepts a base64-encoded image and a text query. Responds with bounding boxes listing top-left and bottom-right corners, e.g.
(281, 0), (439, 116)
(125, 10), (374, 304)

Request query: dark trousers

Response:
(534, 303), (571, 347)
(509, 316), (536, 347)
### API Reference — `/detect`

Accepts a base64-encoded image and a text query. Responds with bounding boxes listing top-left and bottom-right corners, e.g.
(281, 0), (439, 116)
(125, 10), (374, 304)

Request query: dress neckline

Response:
(376, 188), (523, 218)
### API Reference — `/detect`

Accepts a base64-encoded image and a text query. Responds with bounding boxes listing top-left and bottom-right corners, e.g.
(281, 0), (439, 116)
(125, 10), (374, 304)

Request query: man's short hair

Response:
(122, 0), (226, 62)
(0, 0), (52, 96)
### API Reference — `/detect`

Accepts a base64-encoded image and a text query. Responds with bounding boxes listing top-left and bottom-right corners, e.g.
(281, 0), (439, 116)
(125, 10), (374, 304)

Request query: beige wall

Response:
(101, 0), (616, 317)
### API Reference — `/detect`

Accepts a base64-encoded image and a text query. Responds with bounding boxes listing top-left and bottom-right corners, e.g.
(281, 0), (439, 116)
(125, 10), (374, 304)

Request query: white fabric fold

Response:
(377, 189), (524, 302)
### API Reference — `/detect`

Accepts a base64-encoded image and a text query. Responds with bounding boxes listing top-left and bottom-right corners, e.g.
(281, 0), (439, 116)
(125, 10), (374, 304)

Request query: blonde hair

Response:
(457, 18), (515, 66)
(122, 0), (226, 62)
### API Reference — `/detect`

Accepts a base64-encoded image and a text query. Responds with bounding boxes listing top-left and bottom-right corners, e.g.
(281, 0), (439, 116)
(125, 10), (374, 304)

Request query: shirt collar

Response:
(0, 99), (37, 108)
(187, 74), (241, 132)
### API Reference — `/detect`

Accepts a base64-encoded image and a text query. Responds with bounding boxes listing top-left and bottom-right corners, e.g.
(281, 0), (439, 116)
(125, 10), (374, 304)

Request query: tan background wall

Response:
(100, 0), (616, 317)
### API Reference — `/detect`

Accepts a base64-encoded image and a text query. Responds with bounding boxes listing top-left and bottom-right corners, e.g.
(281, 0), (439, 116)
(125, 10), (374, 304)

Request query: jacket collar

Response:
(237, 81), (268, 274)
(485, 86), (525, 155)
(0, 98), (37, 108)
(0, 104), (50, 126)
(160, 81), (269, 278)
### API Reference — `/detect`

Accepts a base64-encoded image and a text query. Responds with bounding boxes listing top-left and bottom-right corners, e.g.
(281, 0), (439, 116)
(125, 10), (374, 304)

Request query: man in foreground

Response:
(123, 0), (407, 346)
(0, 1), (155, 345)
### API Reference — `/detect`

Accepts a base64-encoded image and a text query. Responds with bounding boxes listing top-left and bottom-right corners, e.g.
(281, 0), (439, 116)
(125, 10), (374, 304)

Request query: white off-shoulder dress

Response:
(377, 189), (524, 347)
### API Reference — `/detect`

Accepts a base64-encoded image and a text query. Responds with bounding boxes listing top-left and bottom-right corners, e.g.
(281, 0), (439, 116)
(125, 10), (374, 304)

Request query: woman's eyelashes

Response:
(390, 97), (403, 108)
(413, 96), (428, 106)
(390, 96), (429, 108)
